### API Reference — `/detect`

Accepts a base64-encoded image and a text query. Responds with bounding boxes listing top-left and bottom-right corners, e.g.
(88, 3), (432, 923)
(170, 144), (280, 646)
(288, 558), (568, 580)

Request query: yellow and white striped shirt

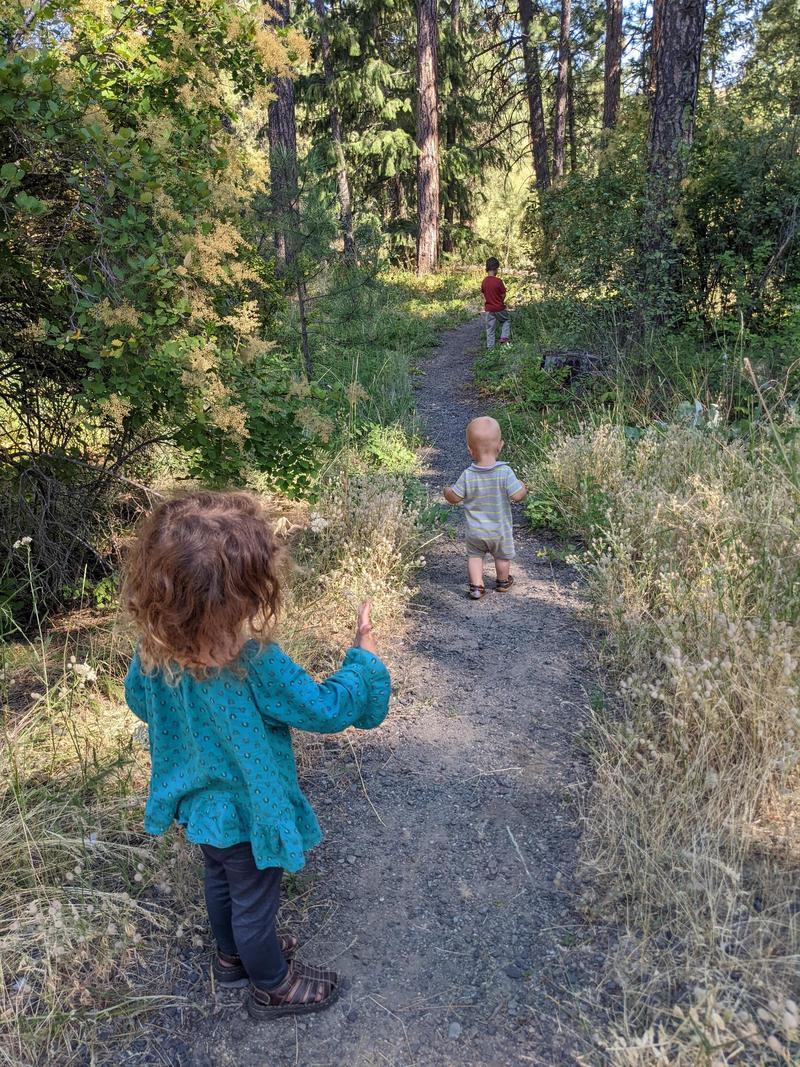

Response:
(451, 461), (523, 558)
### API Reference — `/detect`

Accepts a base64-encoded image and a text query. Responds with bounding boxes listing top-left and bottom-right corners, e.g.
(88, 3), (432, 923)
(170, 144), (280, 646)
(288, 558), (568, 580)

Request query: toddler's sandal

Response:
(247, 961), (340, 1020)
(495, 576), (514, 592)
(213, 933), (300, 987)
(468, 584), (485, 600)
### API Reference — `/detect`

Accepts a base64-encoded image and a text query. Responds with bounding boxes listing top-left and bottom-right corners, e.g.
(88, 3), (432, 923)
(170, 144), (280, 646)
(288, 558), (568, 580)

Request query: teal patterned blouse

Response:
(124, 641), (390, 871)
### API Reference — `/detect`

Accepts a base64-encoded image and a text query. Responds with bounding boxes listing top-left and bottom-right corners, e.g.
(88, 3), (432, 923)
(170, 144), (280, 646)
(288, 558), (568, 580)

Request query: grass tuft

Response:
(529, 424), (800, 1065)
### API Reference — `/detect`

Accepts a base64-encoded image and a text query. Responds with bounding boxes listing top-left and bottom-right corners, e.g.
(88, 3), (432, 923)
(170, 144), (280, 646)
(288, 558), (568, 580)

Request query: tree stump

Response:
(541, 349), (603, 378)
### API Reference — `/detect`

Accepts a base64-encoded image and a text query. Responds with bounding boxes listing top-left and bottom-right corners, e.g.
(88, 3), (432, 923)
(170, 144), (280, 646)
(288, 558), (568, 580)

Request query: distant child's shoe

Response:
(495, 576), (514, 592)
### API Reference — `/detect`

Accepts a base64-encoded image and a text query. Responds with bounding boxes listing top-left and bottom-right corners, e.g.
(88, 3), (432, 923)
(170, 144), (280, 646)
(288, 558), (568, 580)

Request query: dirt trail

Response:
(191, 317), (596, 1066)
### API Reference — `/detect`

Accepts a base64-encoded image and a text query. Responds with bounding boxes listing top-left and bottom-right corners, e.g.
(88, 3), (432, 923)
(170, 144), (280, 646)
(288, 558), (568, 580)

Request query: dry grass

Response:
(0, 616), (203, 1066)
(0, 473), (423, 1064)
(528, 424), (800, 1065)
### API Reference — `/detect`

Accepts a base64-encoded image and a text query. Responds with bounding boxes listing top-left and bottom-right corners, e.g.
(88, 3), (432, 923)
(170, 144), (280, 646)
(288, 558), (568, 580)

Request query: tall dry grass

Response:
(0, 473), (422, 1064)
(528, 424), (800, 1064)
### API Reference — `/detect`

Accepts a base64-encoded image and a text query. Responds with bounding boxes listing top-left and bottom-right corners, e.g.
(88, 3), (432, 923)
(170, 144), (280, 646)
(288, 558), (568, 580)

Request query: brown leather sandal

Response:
(246, 960), (340, 1020)
(468, 584), (485, 600)
(212, 933), (299, 987)
(495, 576), (514, 592)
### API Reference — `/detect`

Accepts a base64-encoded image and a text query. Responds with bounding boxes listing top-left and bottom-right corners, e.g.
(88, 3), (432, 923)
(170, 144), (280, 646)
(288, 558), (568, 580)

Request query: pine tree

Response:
(602, 0), (623, 130)
(553, 0), (572, 179)
(442, 0), (461, 253)
(313, 0), (357, 262)
(266, 0), (300, 273)
(416, 0), (440, 272)
(642, 0), (705, 316)
(519, 0), (551, 193)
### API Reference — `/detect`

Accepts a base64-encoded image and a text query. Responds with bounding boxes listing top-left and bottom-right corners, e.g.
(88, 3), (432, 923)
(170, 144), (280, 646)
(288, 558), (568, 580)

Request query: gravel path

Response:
(190, 316), (596, 1066)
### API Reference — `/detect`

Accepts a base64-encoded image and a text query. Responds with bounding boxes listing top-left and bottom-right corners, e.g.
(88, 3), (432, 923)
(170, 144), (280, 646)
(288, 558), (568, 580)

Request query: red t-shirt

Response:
(481, 275), (506, 312)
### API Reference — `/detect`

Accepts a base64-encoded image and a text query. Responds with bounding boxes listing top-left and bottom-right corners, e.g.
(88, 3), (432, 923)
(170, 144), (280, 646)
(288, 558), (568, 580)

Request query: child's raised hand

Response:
(354, 601), (377, 655)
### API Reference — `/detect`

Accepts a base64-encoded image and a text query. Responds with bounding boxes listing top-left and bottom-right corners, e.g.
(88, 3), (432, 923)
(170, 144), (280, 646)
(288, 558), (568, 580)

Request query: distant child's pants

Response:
(201, 841), (288, 991)
(485, 310), (510, 348)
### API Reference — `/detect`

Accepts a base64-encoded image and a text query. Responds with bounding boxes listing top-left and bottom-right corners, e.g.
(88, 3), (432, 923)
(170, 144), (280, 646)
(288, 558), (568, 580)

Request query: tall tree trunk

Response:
(552, 0), (571, 180)
(416, 0), (440, 274)
(602, 0), (623, 129)
(266, 0), (297, 272)
(567, 52), (578, 172)
(519, 0), (550, 193)
(266, 0), (312, 377)
(313, 0), (356, 263)
(706, 0), (719, 103)
(647, 0), (662, 107)
(442, 0), (460, 254)
(642, 0), (705, 317)
(267, 74), (298, 273)
(390, 176), (407, 221)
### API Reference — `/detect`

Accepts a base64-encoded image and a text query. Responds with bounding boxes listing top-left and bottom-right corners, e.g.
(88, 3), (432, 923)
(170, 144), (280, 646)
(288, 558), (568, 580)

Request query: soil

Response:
(182, 316), (598, 1066)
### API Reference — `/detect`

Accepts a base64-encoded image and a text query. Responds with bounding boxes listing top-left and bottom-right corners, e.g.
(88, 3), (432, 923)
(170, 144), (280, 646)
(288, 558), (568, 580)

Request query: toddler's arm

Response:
(506, 466), (527, 502)
(250, 604), (389, 734)
(443, 468), (467, 505)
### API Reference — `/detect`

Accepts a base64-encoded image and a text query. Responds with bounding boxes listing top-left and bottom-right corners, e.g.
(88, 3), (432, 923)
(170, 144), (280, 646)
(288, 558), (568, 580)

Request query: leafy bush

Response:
(524, 105), (648, 302)
(0, 0), (334, 604)
(682, 111), (800, 328)
(524, 96), (800, 348)
(360, 423), (419, 476)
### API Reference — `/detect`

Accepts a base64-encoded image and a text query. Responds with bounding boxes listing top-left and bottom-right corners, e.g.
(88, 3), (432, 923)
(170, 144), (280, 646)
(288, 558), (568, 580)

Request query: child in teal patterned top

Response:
(123, 491), (389, 1019)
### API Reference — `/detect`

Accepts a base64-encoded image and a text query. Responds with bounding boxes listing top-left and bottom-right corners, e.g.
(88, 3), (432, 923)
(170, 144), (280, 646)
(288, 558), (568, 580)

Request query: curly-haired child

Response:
(122, 491), (390, 1020)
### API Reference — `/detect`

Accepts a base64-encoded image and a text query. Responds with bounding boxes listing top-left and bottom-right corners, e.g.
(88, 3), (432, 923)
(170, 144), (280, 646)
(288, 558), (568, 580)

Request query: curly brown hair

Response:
(123, 491), (283, 678)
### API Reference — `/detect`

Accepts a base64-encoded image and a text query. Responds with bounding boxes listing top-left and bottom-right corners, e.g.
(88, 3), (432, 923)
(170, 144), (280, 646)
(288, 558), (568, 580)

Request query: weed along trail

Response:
(194, 317), (596, 1066)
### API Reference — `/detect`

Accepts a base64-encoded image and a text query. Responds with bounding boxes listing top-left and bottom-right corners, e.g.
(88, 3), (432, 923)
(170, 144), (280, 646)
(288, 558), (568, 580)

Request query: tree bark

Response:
(416, 0), (440, 274)
(643, 0), (705, 316)
(552, 0), (571, 180)
(647, 0), (662, 108)
(266, 0), (312, 375)
(602, 0), (623, 130)
(313, 0), (356, 264)
(519, 0), (550, 193)
(442, 0), (460, 254)
(567, 52), (577, 172)
(390, 176), (407, 221)
(266, 0), (299, 274)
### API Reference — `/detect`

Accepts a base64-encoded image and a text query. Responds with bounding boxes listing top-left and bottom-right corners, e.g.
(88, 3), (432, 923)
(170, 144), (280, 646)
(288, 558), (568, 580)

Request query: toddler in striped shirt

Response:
(444, 416), (527, 600)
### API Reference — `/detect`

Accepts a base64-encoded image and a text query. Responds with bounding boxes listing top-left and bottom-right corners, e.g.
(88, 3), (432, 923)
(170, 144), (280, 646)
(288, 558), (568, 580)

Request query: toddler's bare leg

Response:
(495, 558), (511, 582)
(468, 556), (485, 587)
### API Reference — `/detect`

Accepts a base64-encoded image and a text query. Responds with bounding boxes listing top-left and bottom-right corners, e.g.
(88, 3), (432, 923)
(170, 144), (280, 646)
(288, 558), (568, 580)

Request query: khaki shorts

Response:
(466, 534), (515, 561)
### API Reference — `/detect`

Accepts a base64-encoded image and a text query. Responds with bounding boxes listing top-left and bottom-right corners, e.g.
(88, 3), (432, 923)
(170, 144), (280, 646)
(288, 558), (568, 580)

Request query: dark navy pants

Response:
(200, 841), (288, 990)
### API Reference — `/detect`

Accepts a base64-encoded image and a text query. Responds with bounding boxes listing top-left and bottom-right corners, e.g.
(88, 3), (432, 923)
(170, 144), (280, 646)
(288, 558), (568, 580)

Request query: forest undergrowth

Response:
(0, 271), (473, 1067)
(481, 296), (800, 1065)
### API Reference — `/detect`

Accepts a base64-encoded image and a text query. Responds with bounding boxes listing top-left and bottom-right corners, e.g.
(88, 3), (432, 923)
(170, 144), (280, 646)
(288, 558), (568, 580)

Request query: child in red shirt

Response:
(481, 257), (510, 348)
